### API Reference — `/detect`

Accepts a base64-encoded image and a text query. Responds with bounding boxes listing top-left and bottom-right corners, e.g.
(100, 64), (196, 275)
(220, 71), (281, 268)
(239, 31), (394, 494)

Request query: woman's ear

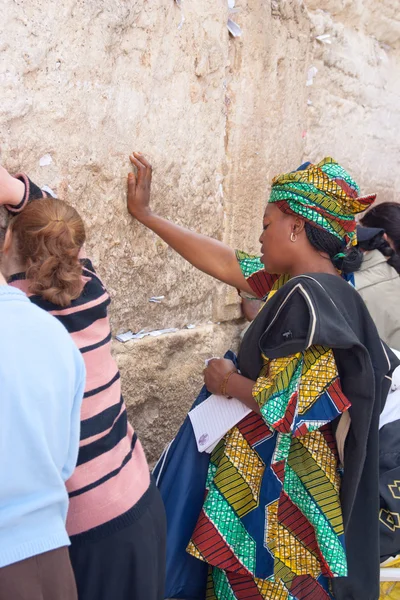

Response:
(293, 217), (306, 235)
(383, 232), (396, 251)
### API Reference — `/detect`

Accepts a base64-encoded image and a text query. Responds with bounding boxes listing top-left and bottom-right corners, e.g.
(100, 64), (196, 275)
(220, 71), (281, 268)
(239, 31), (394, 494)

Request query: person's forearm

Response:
(138, 211), (253, 293)
(0, 167), (25, 206)
(226, 373), (261, 415)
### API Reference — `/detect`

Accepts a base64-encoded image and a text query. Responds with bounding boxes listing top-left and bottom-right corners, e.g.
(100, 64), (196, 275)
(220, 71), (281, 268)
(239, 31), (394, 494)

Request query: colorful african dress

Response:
(187, 253), (351, 600)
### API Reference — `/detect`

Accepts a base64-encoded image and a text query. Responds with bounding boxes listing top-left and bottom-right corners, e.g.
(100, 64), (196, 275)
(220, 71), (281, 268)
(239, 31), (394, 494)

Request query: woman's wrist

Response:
(225, 372), (243, 397)
(131, 208), (154, 225)
(220, 369), (238, 397)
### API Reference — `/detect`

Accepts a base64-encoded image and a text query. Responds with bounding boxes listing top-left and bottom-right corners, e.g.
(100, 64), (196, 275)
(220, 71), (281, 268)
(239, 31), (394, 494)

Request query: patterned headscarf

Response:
(269, 157), (376, 247)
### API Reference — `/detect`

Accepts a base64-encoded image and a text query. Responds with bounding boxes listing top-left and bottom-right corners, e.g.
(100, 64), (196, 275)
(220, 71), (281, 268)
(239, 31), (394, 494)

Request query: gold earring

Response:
(290, 232), (297, 242)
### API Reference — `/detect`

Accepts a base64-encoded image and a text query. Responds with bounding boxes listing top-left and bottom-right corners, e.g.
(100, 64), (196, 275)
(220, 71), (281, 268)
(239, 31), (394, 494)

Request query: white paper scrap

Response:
(116, 330), (135, 342)
(41, 185), (56, 197)
(189, 394), (251, 453)
(175, 0), (185, 29)
(149, 295), (165, 303)
(227, 19), (242, 37)
(306, 66), (318, 86)
(147, 328), (178, 337)
(204, 357), (221, 366)
(116, 328), (178, 342)
(316, 34), (332, 44)
(39, 154), (53, 167)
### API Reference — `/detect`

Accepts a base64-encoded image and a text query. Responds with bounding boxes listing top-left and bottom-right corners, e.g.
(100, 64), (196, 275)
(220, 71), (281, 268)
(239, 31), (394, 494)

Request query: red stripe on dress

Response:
(278, 492), (333, 577)
(237, 413), (273, 446)
(247, 271), (280, 299)
(320, 424), (338, 460)
(326, 379), (351, 413)
(289, 575), (331, 600)
(271, 460), (285, 483)
(191, 511), (250, 575)
(273, 391), (297, 433)
(226, 571), (265, 599)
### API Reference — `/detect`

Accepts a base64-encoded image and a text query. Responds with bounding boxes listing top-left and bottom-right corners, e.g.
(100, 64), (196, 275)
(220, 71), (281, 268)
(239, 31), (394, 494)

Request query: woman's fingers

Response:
(127, 153), (153, 219)
(129, 153), (152, 184)
(127, 171), (136, 194)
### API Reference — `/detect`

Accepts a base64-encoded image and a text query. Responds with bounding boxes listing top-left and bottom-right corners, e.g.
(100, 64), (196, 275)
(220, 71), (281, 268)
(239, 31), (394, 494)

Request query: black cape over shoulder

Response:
(238, 273), (399, 600)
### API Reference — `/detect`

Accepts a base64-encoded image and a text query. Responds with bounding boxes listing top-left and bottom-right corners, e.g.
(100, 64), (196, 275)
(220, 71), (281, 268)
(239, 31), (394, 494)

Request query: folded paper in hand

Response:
(189, 394), (251, 453)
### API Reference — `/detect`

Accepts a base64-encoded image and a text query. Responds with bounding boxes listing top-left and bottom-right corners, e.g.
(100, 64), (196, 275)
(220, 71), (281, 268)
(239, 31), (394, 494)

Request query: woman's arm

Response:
(0, 165), (46, 214)
(127, 153), (254, 294)
(0, 165), (25, 207)
(203, 358), (261, 414)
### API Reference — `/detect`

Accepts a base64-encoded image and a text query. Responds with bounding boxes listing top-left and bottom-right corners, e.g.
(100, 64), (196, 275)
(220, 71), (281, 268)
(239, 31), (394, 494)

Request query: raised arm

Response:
(0, 165), (26, 208)
(127, 152), (254, 294)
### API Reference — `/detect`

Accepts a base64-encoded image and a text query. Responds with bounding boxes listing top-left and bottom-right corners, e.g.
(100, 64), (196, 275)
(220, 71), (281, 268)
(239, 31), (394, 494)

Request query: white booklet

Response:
(189, 394), (252, 453)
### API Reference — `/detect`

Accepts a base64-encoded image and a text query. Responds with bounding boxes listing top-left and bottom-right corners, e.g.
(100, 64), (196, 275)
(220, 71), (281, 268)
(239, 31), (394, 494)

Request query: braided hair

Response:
(304, 222), (363, 274)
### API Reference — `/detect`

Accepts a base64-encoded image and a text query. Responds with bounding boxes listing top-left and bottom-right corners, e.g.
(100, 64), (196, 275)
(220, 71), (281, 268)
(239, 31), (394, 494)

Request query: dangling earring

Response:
(290, 232), (297, 242)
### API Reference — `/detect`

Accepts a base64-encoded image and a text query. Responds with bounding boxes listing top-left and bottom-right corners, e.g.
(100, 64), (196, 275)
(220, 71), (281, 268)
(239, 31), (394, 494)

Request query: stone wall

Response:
(1, 0), (399, 462)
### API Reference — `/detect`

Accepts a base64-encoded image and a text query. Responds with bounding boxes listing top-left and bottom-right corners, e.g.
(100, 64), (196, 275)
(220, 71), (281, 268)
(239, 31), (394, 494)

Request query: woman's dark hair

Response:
(360, 202), (400, 275)
(360, 202), (400, 254)
(357, 229), (400, 275)
(305, 222), (363, 274)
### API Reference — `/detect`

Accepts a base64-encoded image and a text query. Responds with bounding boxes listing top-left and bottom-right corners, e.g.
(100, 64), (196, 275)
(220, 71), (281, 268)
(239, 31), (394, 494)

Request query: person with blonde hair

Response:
(0, 164), (166, 600)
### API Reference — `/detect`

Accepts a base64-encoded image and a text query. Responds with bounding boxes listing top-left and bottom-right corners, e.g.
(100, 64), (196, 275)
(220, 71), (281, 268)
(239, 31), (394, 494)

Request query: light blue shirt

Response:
(0, 285), (85, 567)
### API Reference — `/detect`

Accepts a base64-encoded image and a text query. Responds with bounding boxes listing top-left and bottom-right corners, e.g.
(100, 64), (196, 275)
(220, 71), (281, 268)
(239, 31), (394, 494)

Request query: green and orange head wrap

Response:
(269, 157), (376, 248)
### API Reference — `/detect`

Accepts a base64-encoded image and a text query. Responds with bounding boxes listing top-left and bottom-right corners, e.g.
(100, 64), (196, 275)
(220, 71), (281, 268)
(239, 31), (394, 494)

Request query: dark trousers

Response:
(69, 480), (166, 600)
(0, 547), (77, 600)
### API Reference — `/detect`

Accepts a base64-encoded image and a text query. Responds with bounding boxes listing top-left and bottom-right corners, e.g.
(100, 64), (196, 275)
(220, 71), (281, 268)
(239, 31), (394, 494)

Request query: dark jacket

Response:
(238, 273), (399, 600)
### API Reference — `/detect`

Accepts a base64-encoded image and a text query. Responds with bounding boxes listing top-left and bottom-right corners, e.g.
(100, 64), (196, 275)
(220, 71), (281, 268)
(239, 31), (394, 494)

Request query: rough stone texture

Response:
(1, 1), (399, 462)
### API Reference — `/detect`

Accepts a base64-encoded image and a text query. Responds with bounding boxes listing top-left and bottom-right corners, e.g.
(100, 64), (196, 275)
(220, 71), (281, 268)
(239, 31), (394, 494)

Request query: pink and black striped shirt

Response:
(7, 176), (151, 539)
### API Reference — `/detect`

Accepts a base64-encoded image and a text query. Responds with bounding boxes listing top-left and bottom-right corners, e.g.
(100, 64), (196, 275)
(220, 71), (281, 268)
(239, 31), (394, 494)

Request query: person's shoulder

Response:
(272, 272), (351, 300)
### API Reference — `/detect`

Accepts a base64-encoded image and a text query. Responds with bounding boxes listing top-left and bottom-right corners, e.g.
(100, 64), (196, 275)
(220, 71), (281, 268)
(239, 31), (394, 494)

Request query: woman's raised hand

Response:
(127, 152), (153, 222)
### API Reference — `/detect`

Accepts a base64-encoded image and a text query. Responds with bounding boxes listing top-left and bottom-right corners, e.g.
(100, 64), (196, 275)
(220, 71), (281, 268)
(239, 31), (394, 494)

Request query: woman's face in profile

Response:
(259, 203), (297, 275)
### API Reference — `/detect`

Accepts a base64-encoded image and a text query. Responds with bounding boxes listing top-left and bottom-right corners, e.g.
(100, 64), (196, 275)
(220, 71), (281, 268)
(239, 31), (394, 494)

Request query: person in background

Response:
(127, 153), (397, 600)
(354, 203), (400, 349)
(0, 264), (85, 600)
(0, 164), (166, 600)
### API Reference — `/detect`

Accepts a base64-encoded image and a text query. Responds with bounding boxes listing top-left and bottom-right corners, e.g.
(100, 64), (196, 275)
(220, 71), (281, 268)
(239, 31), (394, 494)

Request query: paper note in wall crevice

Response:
(189, 394), (251, 453)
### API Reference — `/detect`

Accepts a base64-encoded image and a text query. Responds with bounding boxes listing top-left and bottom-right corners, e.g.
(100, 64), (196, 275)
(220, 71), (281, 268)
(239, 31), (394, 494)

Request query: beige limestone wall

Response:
(1, 0), (399, 462)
